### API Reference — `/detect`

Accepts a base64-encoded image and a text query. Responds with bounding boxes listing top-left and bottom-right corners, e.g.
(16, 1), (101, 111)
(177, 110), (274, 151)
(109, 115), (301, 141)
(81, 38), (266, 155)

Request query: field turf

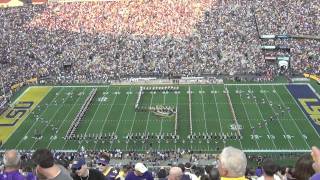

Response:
(1, 83), (320, 153)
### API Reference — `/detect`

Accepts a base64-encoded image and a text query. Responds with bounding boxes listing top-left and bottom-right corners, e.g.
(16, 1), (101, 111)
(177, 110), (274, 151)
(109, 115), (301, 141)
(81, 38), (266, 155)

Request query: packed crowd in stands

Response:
(1, 146), (320, 180)
(0, 0), (319, 96)
(0, 1), (319, 179)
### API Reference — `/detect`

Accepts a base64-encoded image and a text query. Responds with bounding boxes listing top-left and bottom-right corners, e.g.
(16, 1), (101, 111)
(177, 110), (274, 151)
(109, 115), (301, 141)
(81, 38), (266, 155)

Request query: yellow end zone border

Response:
(0, 86), (52, 145)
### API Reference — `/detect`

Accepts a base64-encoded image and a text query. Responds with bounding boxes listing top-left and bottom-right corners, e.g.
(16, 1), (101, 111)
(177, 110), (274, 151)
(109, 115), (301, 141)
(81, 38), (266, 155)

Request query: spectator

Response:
(157, 167), (167, 180)
(245, 167), (256, 180)
(125, 163), (153, 180)
(0, 150), (25, 180)
(207, 168), (220, 180)
(257, 159), (280, 180)
(255, 166), (263, 177)
(168, 167), (183, 180)
(217, 146), (247, 180)
(285, 167), (295, 180)
(96, 157), (119, 180)
(31, 149), (73, 180)
(184, 162), (197, 180)
(293, 154), (315, 180)
(117, 165), (130, 180)
(311, 146), (320, 180)
(194, 166), (205, 179)
(71, 158), (105, 180)
(0, 0), (318, 94)
(178, 164), (191, 180)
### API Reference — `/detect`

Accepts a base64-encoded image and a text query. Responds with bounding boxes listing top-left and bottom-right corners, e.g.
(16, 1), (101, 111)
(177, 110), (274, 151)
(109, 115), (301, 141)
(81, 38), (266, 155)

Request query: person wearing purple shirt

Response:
(125, 163), (154, 180)
(0, 150), (25, 180)
(25, 172), (37, 180)
(311, 146), (320, 180)
(97, 157), (119, 180)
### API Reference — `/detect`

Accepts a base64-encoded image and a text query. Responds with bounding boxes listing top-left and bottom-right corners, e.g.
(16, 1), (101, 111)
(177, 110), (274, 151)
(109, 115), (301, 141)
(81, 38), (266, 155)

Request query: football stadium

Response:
(0, 0), (320, 179)
(2, 83), (320, 153)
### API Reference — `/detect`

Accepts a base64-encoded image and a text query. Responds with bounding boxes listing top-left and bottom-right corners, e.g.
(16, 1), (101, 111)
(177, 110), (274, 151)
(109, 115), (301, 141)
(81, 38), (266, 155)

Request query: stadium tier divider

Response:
(65, 88), (97, 140)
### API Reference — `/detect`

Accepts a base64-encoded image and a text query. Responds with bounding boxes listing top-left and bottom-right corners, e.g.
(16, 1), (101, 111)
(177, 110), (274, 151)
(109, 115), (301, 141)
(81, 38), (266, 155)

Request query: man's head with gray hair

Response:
(168, 166), (183, 180)
(3, 150), (21, 170)
(217, 146), (247, 178)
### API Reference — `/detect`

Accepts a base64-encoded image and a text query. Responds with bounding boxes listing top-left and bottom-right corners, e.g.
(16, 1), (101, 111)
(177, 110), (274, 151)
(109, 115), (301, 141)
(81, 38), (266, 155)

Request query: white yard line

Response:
(31, 88), (77, 149)
(200, 86), (208, 133)
(210, 85), (223, 134)
(30, 88), (76, 149)
(113, 86), (132, 134)
(144, 93), (154, 134)
(199, 87), (210, 152)
(158, 119), (163, 151)
(125, 111), (137, 151)
(246, 85), (277, 149)
(224, 85), (243, 149)
(258, 85), (294, 149)
(47, 87), (88, 148)
(83, 87), (110, 135)
(164, 91), (166, 104)
(174, 95), (178, 136)
(15, 87), (65, 149)
(110, 86), (132, 149)
(157, 93), (167, 151)
(74, 87), (104, 150)
(273, 85), (310, 149)
(234, 86), (259, 150)
(223, 85), (244, 149)
(93, 87), (119, 150)
(188, 86), (193, 135)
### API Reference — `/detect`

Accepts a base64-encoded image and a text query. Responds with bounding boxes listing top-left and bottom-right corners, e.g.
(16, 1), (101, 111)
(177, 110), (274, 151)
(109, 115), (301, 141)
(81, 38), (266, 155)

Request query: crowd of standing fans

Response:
(1, 146), (320, 180)
(0, 0), (319, 95)
(0, 1), (319, 179)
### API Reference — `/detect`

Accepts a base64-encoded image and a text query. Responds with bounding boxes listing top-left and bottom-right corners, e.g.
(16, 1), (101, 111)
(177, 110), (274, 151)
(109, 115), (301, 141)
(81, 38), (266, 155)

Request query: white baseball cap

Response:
(135, 163), (148, 173)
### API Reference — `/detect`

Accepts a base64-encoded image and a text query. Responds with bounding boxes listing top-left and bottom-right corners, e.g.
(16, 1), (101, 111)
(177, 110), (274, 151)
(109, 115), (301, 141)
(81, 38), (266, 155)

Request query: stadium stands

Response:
(0, 146), (320, 179)
(0, 0), (319, 97)
(0, 0), (319, 179)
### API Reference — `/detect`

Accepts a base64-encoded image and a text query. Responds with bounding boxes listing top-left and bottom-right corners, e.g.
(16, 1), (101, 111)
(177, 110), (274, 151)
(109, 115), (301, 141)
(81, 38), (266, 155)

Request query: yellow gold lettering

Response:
(299, 98), (320, 115)
(311, 114), (320, 125)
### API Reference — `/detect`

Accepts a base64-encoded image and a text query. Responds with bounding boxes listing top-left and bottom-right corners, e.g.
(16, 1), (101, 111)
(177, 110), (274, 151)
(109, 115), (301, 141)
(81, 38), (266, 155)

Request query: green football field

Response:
(1, 83), (320, 153)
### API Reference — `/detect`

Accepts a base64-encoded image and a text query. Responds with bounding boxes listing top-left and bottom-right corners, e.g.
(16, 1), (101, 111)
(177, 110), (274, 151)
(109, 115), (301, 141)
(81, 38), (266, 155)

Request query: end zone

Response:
(0, 86), (52, 145)
(286, 84), (320, 134)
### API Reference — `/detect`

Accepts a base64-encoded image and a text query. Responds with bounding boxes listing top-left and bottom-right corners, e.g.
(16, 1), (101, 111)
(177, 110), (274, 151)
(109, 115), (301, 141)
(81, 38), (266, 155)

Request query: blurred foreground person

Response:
(32, 149), (73, 180)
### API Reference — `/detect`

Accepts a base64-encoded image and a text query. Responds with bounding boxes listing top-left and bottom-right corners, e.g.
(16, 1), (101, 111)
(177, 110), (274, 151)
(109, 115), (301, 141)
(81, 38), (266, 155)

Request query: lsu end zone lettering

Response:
(0, 101), (34, 126)
(287, 84), (320, 133)
(0, 86), (52, 144)
(299, 98), (320, 125)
